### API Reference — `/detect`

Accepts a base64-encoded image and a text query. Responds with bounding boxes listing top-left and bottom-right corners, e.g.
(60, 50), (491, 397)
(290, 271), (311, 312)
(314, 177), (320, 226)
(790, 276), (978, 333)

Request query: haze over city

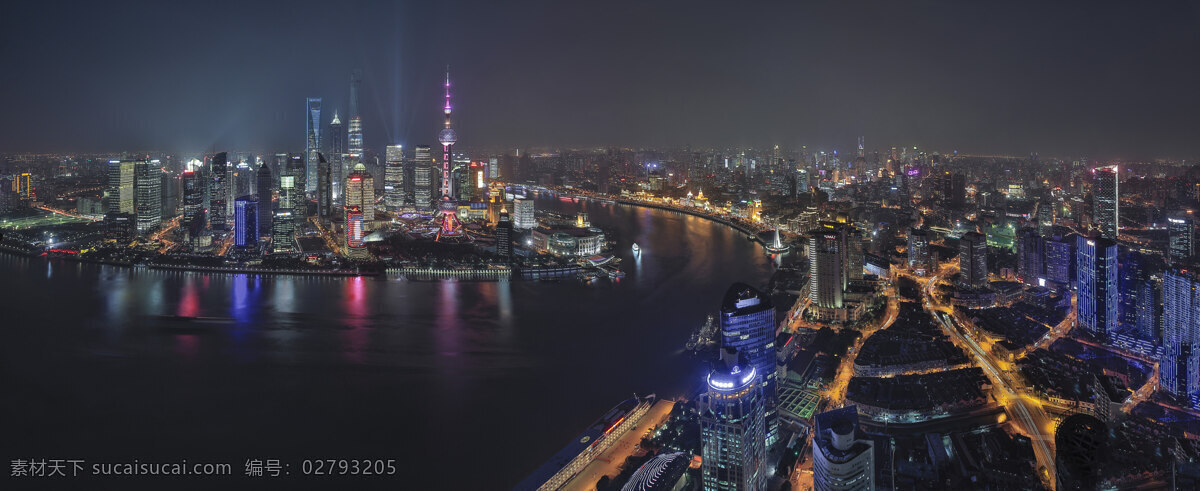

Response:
(3, 1), (1199, 157)
(7, 2), (1200, 490)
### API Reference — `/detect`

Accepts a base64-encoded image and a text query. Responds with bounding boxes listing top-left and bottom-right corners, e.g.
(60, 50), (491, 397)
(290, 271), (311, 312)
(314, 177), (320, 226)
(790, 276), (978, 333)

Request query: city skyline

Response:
(3, 1), (1200, 158)
(8, 2), (1200, 489)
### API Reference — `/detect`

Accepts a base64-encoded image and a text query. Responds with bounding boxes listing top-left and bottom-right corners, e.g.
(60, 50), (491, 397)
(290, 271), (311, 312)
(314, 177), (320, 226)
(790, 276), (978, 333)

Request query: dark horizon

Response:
(3, 1), (1199, 160)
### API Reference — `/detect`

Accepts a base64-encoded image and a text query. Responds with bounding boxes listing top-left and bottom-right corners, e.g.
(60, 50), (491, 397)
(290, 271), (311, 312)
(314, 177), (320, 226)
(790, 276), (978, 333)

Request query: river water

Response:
(1, 195), (773, 489)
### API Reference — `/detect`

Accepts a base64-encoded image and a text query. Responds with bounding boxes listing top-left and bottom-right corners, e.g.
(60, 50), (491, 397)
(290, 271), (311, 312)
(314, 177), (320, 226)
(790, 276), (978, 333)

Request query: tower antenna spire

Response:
(436, 66), (460, 240)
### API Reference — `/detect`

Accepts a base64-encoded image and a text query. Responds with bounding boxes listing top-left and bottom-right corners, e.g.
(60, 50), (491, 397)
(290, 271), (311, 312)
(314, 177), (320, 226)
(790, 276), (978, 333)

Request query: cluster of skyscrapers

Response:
(700, 283), (876, 491)
(102, 157), (166, 241)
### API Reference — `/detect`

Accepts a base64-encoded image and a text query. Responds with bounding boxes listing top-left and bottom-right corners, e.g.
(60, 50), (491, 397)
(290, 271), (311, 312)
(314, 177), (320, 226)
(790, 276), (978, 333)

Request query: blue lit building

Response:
(719, 283), (778, 445)
(1045, 233), (1076, 288)
(1076, 236), (1118, 342)
(1118, 250), (1147, 331)
(699, 349), (767, 491)
(234, 195), (257, 248)
(1136, 277), (1161, 343)
(1162, 269), (1200, 399)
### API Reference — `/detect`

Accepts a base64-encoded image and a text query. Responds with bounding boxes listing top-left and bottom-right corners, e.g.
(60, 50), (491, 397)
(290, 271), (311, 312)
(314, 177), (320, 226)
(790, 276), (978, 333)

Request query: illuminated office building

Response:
(960, 231), (988, 286)
(133, 159), (162, 235)
(234, 195), (257, 248)
(316, 152), (333, 223)
(812, 406), (875, 491)
(384, 144), (404, 211)
(698, 349), (767, 491)
(345, 162), (374, 225)
(719, 283), (778, 446)
(1168, 213), (1194, 263)
(271, 209), (295, 253)
(1162, 269), (1200, 399)
(345, 205), (367, 258)
(106, 159), (135, 214)
(1093, 165), (1118, 240)
(513, 198), (535, 230)
(255, 163), (274, 238)
(907, 228), (930, 275)
(1076, 236), (1118, 342)
(496, 207), (513, 261)
(208, 152), (229, 230)
(329, 111), (345, 202)
(305, 97), (322, 193)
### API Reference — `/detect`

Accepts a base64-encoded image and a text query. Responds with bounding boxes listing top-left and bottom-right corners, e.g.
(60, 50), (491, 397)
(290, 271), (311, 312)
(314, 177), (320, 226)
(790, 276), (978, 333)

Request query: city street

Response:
(920, 266), (1056, 487)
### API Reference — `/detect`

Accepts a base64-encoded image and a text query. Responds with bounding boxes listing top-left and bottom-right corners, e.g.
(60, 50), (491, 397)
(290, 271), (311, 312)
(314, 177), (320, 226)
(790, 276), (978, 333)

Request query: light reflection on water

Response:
(3, 196), (775, 489)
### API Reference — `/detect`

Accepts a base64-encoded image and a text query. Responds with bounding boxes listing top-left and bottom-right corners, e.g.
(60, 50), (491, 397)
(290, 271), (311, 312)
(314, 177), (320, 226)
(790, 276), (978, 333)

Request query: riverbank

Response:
(555, 191), (771, 242)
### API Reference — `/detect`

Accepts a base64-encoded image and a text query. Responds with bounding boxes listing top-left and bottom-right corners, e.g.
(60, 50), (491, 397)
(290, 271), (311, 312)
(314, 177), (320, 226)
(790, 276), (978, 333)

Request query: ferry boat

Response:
(631, 242), (641, 255)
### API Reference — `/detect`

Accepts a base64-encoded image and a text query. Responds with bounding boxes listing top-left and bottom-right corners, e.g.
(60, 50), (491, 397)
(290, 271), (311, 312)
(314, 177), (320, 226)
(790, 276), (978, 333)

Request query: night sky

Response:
(3, 1), (1199, 158)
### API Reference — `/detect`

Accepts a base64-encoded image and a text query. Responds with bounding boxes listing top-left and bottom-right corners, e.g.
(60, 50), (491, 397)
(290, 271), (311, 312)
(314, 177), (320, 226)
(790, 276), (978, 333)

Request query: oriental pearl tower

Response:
(436, 67), (461, 240)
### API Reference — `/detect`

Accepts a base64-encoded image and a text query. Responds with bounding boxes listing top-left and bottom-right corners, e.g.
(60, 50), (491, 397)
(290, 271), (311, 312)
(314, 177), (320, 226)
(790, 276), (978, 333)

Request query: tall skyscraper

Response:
(810, 231), (846, 312)
(384, 145), (405, 211)
(698, 349), (767, 491)
(512, 198), (535, 230)
(133, 159), (162, 235)
(907, 228), (930, 275)
(160, 166), (178, 221)
(949, 172), (966, 208)
(345, 162), (375, 226)
(316, 152), (333, 222)
(719, 283), (778, 445)
(1016, 228), (1044, 286)
(182, 169), (205, 240)
(1168, 213), (1194, 263)
(329, 111), (346, 203)
(1162, 269), (1200, 399)
(233, 159), (254, 198)
(305, 97), (322, 193)
(1137, 277), (1162, 343)
(1037, 200), (1055, 236)
(348, 70), (364, 162)
(1076, 236), (1118, 342)
(1045, 234), (1076, 287)
(286, 154), (307, 224)
(1118, 251), (1148, 331)
(960, 231), (988, 286)
(413, 165), (433, 211)
(345, 205), (366, 258)
(414, 145), (432, 165)
(496, 207), (513, 261)
(436, 69), (460, 237)
(255, 163), (274, 239)
(234, 196), (257, 248)
(271, 209), (295, 253)
(812, 406), (875, 491)
(795, 169), (810, 195)
(106, 159), (135, 214)
(1093, 165), (1119, 240)
(208, 153), (229, 230)
(411, 145), (433, 209)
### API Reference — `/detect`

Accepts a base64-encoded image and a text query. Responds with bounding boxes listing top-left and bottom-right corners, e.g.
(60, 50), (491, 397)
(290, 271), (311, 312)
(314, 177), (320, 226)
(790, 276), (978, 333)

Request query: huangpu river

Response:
(1, 195), (774, 489)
